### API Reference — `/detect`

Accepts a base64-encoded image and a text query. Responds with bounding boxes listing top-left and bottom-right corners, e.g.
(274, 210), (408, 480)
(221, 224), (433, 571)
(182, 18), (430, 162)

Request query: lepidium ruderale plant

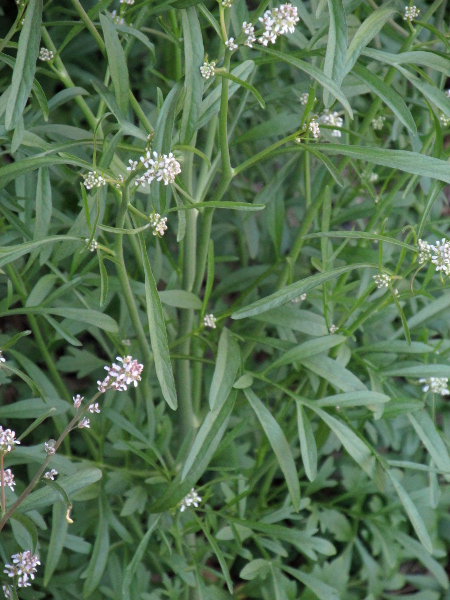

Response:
(0, 0), (450, 597)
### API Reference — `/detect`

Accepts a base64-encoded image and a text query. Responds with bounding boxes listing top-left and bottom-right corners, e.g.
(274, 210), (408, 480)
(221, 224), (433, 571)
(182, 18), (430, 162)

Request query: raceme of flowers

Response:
(372, 115), (386, 130)
(200, 58), (216, 79)
(85, 238), (98, 252)
(319, 109), (344, 137)
(404, 5), (420, 21)
(0, 427), (20, 454)
(373, 274), (391, 288)
(242, 22), (256, 47)
(418, 238), (450, 276)
(179, 488), (202, 512)
(98, 356), (144, 392)
(45, 439), (56, 456)
(258, 4), (299, 46)
(82, 171), (106, 190)
(44, 469), (58, 480)
(3, 551), (40, 589)
(420, 377), (449, 396)
(38, 47), (54, 61)
(135, 152), (181, 187)
(329, 324), (338, 334)
(225, 38), (238, 51)
(440, 114), (450, 127)
(300, 92), (316, 106)
(2, 468), (15, 491)
(203, 314), (217, 329)
(149, 213), (168, 237)
(308, 119), (320, 138)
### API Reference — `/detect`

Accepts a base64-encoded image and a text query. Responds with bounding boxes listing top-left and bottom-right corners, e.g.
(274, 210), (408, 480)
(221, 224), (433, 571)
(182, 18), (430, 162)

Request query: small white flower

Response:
(291, 293), (307, 303)
(319, 109), (343, 137)
(242, 22), (256, 47)
(368, 172), (378, 183)
(3, 584), (12, 599)
(137, 151), (181, 187)
(430, 238), (450, 275)
(82, 171), (106, 190)
(440, 114), (450, 126)
(127, 160), (138, 171)
(373, 273), (391, 288)
(0, 351), (5, 363)
(120, 0), (135, 4)
(404, 5), (420, 21)
(308, 119), (320, 138)
(4, 550), (40, 588)
(200, 58), (216, 79)
(39, 47), (54, 62)
(111, 10), (125, 25)
(0, 428), (20, 454)
(203, 314), (217, 329)
(98, 356), (144, 392)
(89, 403), (100, 414)
(372, 115), (386, 130)
(225, 38), (238, 51)
(329, 324), (338, 334)
(222, 0), (233, 6)
(78, 417), (90, 429)
(2, 469), (15, 492)
(85, 238), (98, 252)
(420, 377), (449, 395)
(44, 469), (58, 481)
(258, 3), (299, 45)
(300, 92), (316, 106)
(73, 394), (84, 409)
(45, 439), (56, 456)
(149, 213), (168, 237)
(417, 239), (432, 264)
(179, 488), (202, 512)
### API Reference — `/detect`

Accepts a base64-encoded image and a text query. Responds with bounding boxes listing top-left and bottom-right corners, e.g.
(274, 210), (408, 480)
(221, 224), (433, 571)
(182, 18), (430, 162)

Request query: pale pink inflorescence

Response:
(149, 213), (168, 237)
(73, 394), (84, 409)
(179, 488), (202, 512)
(44, 469), (58, 480)
(135, 152), (181, 187)
(3, 551), (40, 588)
(98, 356), (144, 393)
(2, 469), (15, 491)
(78, 417), (90, 429)
(258, 3), (299, 46)
(0, 427), (20, 454)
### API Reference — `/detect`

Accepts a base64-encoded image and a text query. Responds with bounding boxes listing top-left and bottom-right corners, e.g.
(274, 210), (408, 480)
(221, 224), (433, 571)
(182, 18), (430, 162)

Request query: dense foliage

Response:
(1, 0), (450, 598)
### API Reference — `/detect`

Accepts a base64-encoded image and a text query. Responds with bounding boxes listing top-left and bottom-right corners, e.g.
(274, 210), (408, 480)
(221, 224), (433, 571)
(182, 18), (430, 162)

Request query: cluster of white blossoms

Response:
(372, 115), (386, 130)
(179, 488), (202, 512)
(111, 10), (125, 25)
(242, 22), (256, 47)
(98, 356), (144, 392)
(3, 551), (40, 589)
(127, 159), (138, 171)
(82, 171), (106, 190)
(135, 152), (181, 187)
(149, 213), (168, 237)
(225, 38), (238, 51)
(300, 92), (316, 106)
(308, 119), (320, 138)
(203, 314), (217, 329)
(78, 417), (90, 429)
(329, 324), (338, 334)
(44, 469), (58, 480)
(222, 0), (234, 6)
(2, 469), (15, 491)
(258, 4), (299, 46)
(417, 239), (432, 264)
(0, 427), (20, 454)
(38, 47), (54, 61)
(420, 377), (449, 395)
(120, 0), (134, 4)
(73, 394), (83, 409)
(368, 172), (378, 183)
(0, 351), (5, 363)
(319, 109), (343, 137)
(291, 293), (307, 303)
(440, 114), (450, 126)
(200, 58), (216, 79)
(85, 238), (98, 252)
(404, 5), (420, 20)
(373, 273), (391, 288)
(45, 439), (56, 456)
(418, 238), (450, 275)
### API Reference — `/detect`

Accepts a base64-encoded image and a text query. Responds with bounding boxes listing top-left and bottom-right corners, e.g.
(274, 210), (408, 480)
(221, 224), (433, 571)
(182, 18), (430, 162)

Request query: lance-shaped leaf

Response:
(180, 7), (204, 143)
(323, 0), (347, 107)
(209, 328), (240, 410)
(100, 14), (130, 115)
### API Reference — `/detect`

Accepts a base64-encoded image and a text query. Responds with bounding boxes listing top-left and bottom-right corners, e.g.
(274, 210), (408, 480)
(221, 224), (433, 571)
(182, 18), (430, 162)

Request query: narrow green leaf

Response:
(297, 405), (317, 482)
(257, 46), (353, 117)
(232, 263), (373, 319)
(397, 65), (450, 119)
(100, 14), (130, 115)
(303, 355), (367, 392)
(245, 389), (301, 511)
(34, 168), (52, 241)
(121, 516), (161, 600)
(180, 7), (204, 143)
(170, 201), (265, 211)
(0, 307), (118, 333)
(98, 252), (108, 307)
(5, 0), (42, 130)
(352, 63), (417, 134)
(362, 48), (450, 78)
(44, 502), (68, 586)
(282, 566), (340, 600)
(115, 24), (155, 64)
(316, 391), (390, 408)
(303, 230), (416, 250)
(215, 70), (265, 109)
(388, 470), (433, 552)
(397, 532), (449, 589)
(323, 0), (347, 107)
(138, 232), (178, 410)
(267, 334), (346, 371)
(209, 328), (240, 410)
(159, 289), (202, 309)
(82, 502), (109, 597)
(195, 515), (233, 593)
(315, 144), (450, 184)
(10, 515), (38, 554)
(302, 145), (344, 187)
(408, 411), (450, 475)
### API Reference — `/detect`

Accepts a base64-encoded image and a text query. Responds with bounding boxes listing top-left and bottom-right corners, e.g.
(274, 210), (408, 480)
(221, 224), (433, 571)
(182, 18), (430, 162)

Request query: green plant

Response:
(1, 0), (450, 598)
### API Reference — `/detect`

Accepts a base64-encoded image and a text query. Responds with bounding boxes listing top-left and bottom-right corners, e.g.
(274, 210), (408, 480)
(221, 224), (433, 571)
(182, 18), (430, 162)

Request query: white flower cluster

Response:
(430, 238), (450, 275)
(149, 213), (168, 237)
(3, 551), (40, 589)
(225, 38), (238, 51)
(73, 394), (83, 409)
(203, 314), (217, 329)
(319, 109), (343, 137)
(85, 238), (98, 252)
(404, 5), (420, 20)
(0, 351), (5, 363)
(135, 152), (181, 187)
(420, 377), (449, 395)
(120, 0), (134, 3)
(83, 171), (106, 190)
(2, 585), (11, 600)
(179, 488), (202, 512)
(200, 58), (216, 79)
(300, 92), (316, 106)
(111, 10), (124, 25)
(45, 439), (56, 456)
(373, 273), (391, 288)
(39, 47), (54, 61)
(2, 469), (15, 491)
(368, 172), (378, 183)
(417, 239), (432, 264)
(372, 115), (386, 130)
(0, 427), (20, 454)
(98, 356), (144, 392)
(258, 3), (299, 46)
(44, 469), (58, 480)
(222, 0), (233, 6)
(291, 293), (307, 303)
(329, 324), (338, 334)
(308, 119), (320, 138)
(440, 114), (450, 126)
(446, 89), (450, 99)
(89, 403), (100, 414)
(78, 417), (90, 428)
(242, 22), (256, 47)
(127, 159), (138, 171)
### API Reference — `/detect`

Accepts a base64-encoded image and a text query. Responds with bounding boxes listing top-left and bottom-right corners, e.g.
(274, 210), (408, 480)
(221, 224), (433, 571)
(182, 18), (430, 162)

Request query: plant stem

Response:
(1, 453), (5, 517)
